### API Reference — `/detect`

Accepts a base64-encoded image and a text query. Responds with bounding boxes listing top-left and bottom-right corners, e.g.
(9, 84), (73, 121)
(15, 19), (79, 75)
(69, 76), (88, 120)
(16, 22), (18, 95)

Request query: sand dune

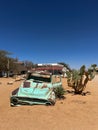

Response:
(0, 76), (98, 130)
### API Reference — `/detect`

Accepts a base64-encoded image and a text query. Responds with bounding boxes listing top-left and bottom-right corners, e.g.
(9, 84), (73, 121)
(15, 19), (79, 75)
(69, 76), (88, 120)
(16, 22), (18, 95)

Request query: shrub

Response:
(54, 86), (65, 99)
(66, 64), (97, 94)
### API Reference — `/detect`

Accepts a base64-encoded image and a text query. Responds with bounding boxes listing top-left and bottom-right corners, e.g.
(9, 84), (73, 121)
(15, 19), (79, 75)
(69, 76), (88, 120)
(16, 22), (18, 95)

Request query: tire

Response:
(45, 102), (52, 106)
(11, 97), (19, 105)
(46, 100), (55, 106)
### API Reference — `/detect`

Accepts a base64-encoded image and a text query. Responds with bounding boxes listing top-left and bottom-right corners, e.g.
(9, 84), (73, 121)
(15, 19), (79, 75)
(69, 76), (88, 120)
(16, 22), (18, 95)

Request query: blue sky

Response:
(0, 0), (98, 69)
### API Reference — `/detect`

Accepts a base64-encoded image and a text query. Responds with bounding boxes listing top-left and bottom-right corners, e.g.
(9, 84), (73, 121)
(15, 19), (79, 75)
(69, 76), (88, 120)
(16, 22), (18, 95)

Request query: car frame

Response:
(10, 71), (62, 106)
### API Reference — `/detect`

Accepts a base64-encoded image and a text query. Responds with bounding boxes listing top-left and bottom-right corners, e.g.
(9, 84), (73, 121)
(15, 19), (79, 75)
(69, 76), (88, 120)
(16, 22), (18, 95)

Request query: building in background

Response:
(32, 63), (65, 75)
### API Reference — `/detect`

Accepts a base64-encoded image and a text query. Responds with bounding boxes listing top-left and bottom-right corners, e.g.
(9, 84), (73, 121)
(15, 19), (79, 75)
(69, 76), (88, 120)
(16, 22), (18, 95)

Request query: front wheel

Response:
(11, 97), (19, 106)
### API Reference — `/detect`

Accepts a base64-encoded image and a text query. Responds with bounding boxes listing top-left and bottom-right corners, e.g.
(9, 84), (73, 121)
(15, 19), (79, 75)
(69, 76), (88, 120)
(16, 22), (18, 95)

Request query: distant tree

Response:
(0, 50), (12, 76)
(32, 63), (38, 68)
(8, 58), (18, 71)
(24, 60), (34, 70)
(14, 57), (19, 62)
(0, 50), (18, 77)
(0, 50), (11, 57)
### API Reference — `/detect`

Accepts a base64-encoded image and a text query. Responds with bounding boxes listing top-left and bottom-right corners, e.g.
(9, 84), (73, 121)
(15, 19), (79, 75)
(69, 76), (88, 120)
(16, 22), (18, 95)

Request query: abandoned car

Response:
(10, 72), (62, 106)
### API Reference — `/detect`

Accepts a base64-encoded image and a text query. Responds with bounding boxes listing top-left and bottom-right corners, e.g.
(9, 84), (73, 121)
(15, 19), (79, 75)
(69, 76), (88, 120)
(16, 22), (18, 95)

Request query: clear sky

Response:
(0, 0), (98, 69)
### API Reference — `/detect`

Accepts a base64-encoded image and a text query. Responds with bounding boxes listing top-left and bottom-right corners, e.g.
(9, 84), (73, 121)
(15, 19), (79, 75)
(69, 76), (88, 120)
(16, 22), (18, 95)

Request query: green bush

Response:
(54, 86), (65, 99)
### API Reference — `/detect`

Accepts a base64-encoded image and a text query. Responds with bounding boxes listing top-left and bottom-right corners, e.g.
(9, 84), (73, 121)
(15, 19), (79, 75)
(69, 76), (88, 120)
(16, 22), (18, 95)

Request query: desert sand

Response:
(0, 75), (98, 130)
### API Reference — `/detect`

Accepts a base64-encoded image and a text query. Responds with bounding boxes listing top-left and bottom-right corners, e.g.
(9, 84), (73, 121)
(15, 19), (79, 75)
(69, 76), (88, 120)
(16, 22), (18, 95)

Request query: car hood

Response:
(15, 87), (53, 100)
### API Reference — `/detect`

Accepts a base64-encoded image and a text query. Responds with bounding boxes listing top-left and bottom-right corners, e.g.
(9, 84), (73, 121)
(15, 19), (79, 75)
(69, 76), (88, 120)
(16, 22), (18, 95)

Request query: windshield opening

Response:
(27, 75), (51, 82)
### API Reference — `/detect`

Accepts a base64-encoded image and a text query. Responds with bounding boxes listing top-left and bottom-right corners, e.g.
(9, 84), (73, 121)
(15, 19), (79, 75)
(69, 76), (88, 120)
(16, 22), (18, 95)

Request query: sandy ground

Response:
(0, 75), (98, 130)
